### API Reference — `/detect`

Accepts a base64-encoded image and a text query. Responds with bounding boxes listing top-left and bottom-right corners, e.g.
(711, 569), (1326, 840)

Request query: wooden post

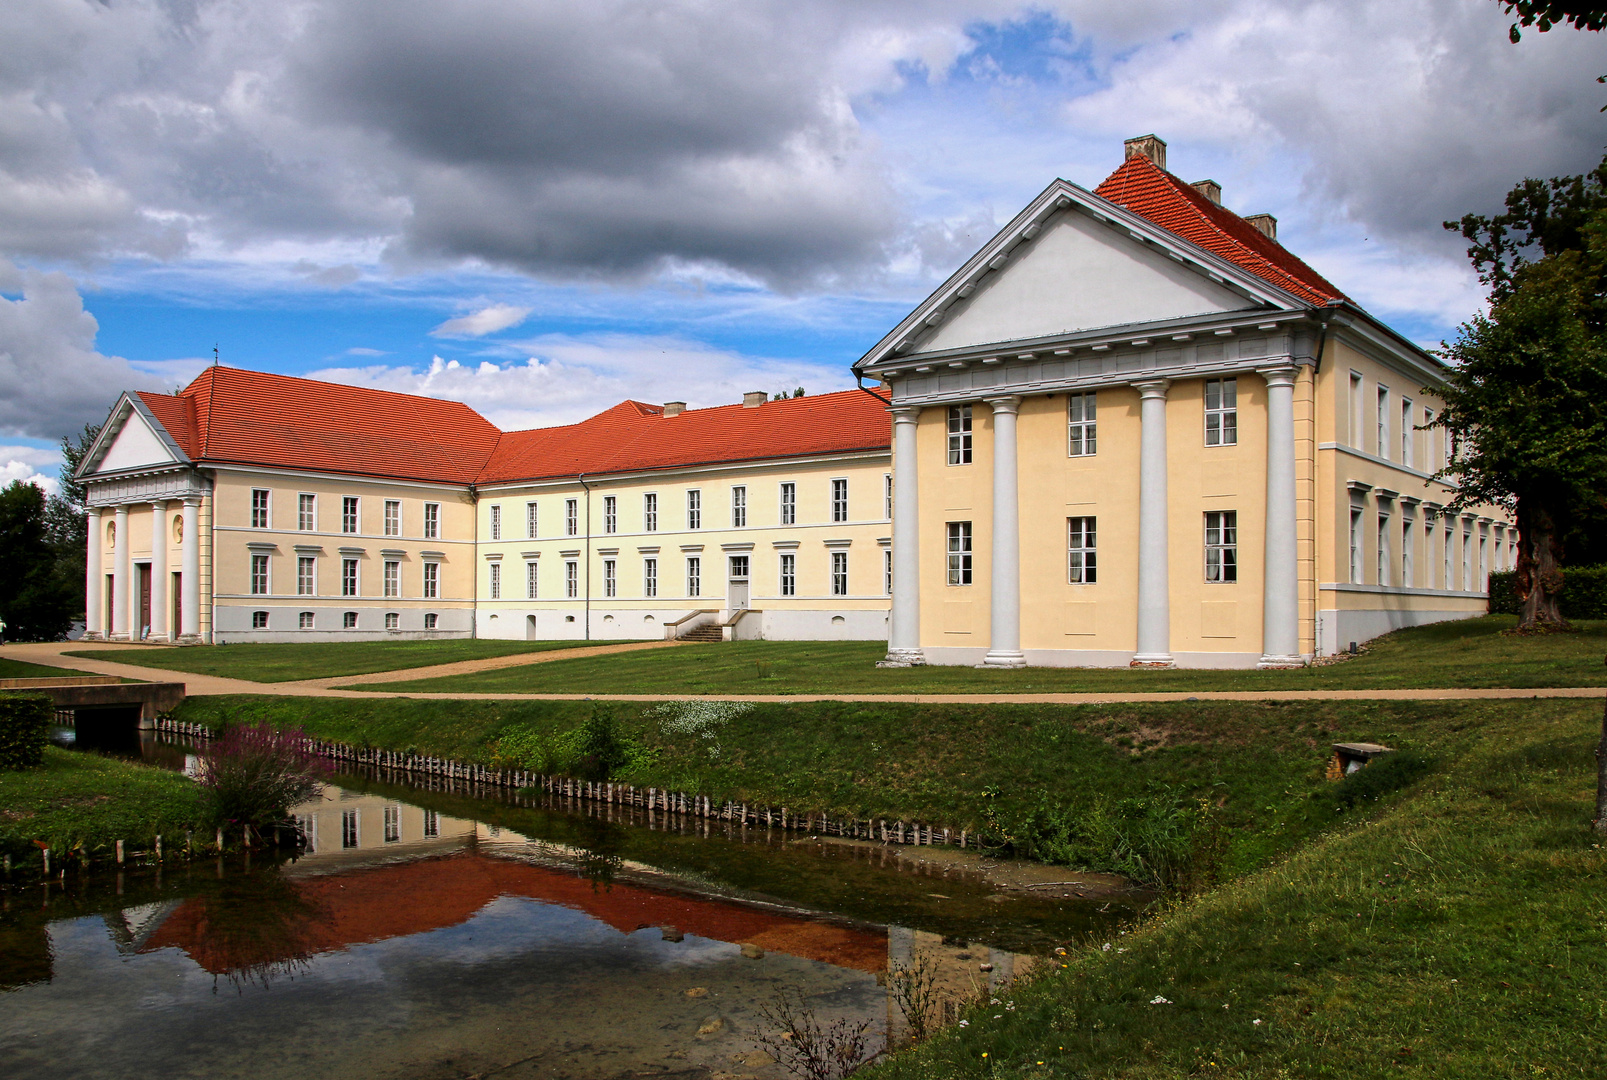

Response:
(116, 840), (125, 865)
(42, 848), (50, 875)
(215, 827), (224, 852)
(155, 834), (163, 860)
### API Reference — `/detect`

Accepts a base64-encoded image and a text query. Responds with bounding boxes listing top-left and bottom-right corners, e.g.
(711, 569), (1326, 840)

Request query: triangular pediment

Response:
(81, 397), (188, 477)
(857, 178), (1306, 371)
(915, 210), (1256, 353)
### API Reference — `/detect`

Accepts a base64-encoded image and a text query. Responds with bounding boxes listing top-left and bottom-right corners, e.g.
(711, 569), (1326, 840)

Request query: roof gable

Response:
(915, 206), (1254, 354)
(78, 394), (193, 478)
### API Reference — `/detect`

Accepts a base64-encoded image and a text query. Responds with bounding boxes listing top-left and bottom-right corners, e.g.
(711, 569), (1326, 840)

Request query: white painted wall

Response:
(99, 412), (178, 473)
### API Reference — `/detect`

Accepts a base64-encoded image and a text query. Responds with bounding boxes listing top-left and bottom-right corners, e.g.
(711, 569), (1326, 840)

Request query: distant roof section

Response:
(1093, 154), (1347, 307)
(479, 388), (890, 485)
(138, 366), (502, 484)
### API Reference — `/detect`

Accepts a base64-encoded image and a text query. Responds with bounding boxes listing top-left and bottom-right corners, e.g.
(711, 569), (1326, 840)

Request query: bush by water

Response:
(195, 722), (328, 828)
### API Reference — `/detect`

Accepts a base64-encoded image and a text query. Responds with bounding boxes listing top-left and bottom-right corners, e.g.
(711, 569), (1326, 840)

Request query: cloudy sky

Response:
(2, 0), (1603, 490)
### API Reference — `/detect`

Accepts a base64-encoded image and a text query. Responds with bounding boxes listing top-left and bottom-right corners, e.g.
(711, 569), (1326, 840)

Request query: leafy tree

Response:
(1500, 1), (1607, 41)
(0, 480), (75, 641)
(42, 423), (99, 618)
(1436, 159), (1607, 628)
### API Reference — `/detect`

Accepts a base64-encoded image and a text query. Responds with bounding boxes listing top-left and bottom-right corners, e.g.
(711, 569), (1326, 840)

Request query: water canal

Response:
(1, 727), (1143, 1079)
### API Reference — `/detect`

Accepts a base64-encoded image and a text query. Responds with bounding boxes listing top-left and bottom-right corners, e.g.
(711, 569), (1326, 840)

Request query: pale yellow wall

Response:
(475, 453), (893, 620)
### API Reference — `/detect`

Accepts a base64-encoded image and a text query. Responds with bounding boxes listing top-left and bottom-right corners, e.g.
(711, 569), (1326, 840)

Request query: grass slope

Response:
(866, 700), (1605, 1079)
(61, 637), (633, 682)
(0, 747), (207, 860)
(0, 657), (99, 679)
(353, 616), (1607, 694)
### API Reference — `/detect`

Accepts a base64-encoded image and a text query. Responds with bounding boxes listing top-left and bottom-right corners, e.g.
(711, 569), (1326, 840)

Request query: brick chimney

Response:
(742, 391), (766, 408)
(1123, 134), (1167, 171)
(1244, 213), (1278, 240)
(1190, 179), (1222, 205)
(662, 401), (686, 417)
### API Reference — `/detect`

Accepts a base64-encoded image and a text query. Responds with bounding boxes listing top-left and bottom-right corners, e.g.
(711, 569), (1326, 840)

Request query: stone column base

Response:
(980, 650), (1026, 669)
(80, 631), (105, 642)
(173, 634), (205, 646)
(878, 649), (927, 668)
(1130, 653), (1175, 669)
(109, 633), (131, 642)
(1257, 654), (1305, 670)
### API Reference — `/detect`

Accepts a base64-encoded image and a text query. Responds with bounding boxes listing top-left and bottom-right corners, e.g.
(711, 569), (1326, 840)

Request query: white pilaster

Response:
(881, 406), (926, 666)
(1258, 366), (1303, 667)
(180, 498), (201, 643)
(84, 508), (103, 640)
(983, 396), (1026, 667)
(111, 504), (130, 641)
(1133, 380), (1173, 666)
(148, 501), (169, 643)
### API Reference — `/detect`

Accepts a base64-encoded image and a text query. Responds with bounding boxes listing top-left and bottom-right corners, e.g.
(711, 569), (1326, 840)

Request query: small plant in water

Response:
(649, 700), (753, 761)
(754, 988), (875, 1080)
(888, 954), (942, 1045)
(195, 722), (327, 830)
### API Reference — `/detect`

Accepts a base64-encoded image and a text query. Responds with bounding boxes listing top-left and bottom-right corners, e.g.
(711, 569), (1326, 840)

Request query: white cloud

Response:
(0, 457), (59, 496)
(430, 303), (533, 338)
(310, 335), (850, 430)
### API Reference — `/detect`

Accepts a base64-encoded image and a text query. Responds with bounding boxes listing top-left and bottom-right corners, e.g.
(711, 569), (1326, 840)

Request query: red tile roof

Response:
(138, 366), (503, 485)
(133, 368), (890, 486)
(477, 388), (891, 485)
(1093, 154), (1346, 307)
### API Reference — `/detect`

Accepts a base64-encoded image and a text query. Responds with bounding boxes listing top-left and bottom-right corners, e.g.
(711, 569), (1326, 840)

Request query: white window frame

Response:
(831, 478), (848, 523)
(384, 805), (401, 844)
(686, 556), (701, 598)
(780, 553), (795, 596)
(424, 502), (440, 540)
(384, 559), (400, 598)
(1401, 506), (1415, 587)
(525, 560), (538, 599)
(1068, 516), (1096, 584)
(297, 556), (316, 596)
(731, 486), (746, 528)
(424, 612), (438, 630)
(343, 611), (358, 629)
(565, 560), (578, 598)
(884, 473), (893, 520)
(298, 493), (316, 532)
(1376, 385), (1390, 460)
(384, 499), (401, 537)
(251, 553), (270, 595)
(251, 610), (269, 629)
(342, 496), (359, 534)
(779, 482), (796, 525)
(947, 405), (973, 465)
(384, 612), (399, 631)
(1068, 392), (1096, 457)
(1400, 398), (1414, 467)
(1376, 507), (1391, 587)
(1205, 510), (1238, 583)
(604, 495), (617, 535)
(603, 558), (617, 598)
(946, 522), (972, 586)
(489, 561), (502, 600)
(643, 558), (657, 598)
(342, 558), (359, 597)
(686, 490), (701, 530)
(643, 493), (657, 532)
(1205, 378), (1237, 446)
(830, 551), (848, 596)
(565, 498), (578, 537)
(1349, 506), (1364, 584)
(298, 610), (314, 630)
(1348, 371), (1364, 448)
(526, 501), (539, 539)
(423, 561), (439, 599)
(884, 548), (892, 596)
(251, 489), (270, 529)
(1425, 513), (1438, 590)
(489, 504), (502, 541)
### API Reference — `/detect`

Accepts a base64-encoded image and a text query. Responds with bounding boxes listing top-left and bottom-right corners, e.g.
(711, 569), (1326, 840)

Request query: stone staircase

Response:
(679, 623), (723, 643)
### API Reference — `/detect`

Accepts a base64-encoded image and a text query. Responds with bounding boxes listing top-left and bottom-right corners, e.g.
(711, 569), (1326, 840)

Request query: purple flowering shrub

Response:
(196, 722), (328, 828)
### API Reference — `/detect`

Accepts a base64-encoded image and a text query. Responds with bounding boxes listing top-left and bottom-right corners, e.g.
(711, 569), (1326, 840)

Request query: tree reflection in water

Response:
(159, 866), (330, 994)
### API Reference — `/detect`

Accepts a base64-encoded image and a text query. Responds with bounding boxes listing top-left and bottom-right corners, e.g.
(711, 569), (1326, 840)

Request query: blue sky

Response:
(2, 1), (1603, 490)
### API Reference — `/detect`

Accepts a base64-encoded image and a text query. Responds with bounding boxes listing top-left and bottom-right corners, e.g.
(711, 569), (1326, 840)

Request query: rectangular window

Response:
(1401, 509), (1415, 588)
(884, 548), (892, 596)
(526, 501), (539, 538)
(298, 611), (314, 630)
(831, 551), (848, 596)
(1479, 534), (1489, 590)
(1349, 371), (1364, 448)
(687, 556), (701, 598)
(423, 810), (439, 838)
(343, 611), (358, 629)
(342, 558), (358, 597)
(946, 522), (972, 586)
(251, 554), (269, 595)
(384, 500), (400, 537)
(385, 611), (399, 631)
(831, 478), (848, 522)
(424, 612), (437, 630)
(1423, 409), (1436, 470)
(489, 504), (502, 541)
(341, 809), (359, 849)
(423, 561), (438, 599)
(1463, 523), (1473, 590)
(1377, 511), (1391, 587)
(884, 473), (893, 520)
(947, 405), (973, 465)
(1425, 516), (1438, 590)
(1401, 398), (1414, 467)
(424, 502), (439, 540)
(1068, 392), (1097, 456)
(384, 805), (400, 844)
(384, 559), (399, 598)
(686, 490), (701, 530)
(565, 560), (578, 599)
(604, 495), (617, 534)
(489, 561), (502, 600)
(729, 554), (749, 582)
(779, 482), (795, 525)
(1205, 378), (1237, 446)
(252, 610), (268, 629)
(1376, 386), (1390, 460)
(780, 553), (796, 596)
(603, 559), (616, 598)
(251, 489), (270, 529)
(298, 493), (315, 531)
(1445, 520), (1456, 592)
(1205, 511), (1238, 582)
(342, 496), (359, 534)
(565, 498), (578, 536)
(643, 558), (657, 598)
(1349, 508), (1364, 584)
(731, 486), (746, 528)
(643, 493), (657, 532)
(1068, 516), (1097, 584)
(525, 560), (538, 599)
(297, 556), (315, 596)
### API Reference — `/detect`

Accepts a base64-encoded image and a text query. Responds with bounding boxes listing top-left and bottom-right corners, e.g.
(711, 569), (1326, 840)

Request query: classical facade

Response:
(860, 136), (1512, 668)
(75, 367), (890, 643)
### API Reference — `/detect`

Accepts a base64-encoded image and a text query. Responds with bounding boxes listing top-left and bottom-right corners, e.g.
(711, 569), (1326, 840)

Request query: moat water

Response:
(0, 727), (1137, 1079)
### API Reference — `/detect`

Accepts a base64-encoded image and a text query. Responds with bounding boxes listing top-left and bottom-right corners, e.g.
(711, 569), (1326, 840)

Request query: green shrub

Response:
(984, 785), (1208, 890)
(1488, 565), (1607, 617)
(1327, 749), (1434, 810)
(0, 693), (50, 771)
(491, 705), (654, 782)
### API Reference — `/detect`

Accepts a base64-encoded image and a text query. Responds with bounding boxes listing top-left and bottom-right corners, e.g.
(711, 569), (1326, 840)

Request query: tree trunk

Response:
(1514, 500), (1567, 630)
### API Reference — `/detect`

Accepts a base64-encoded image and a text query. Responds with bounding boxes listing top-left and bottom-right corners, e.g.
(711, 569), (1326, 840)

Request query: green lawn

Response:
(0, 746), (207, 861)
(352, 615), (1607, 694)
(0, 657), (100, 679)
(61, 637), (635, 683)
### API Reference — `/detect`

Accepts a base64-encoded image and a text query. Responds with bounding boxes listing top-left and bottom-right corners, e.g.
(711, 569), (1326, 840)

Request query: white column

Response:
(881, 406), (926, 666)
(1133, 380), (1173, 667)
(983, 396), (1026, 668)
(148, 500), (169, 643)
(181, 498), (201, 642)
(111, 504), (130, 640)
(1258, 366), (1302, 667)
(84, 508), (103, 640)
